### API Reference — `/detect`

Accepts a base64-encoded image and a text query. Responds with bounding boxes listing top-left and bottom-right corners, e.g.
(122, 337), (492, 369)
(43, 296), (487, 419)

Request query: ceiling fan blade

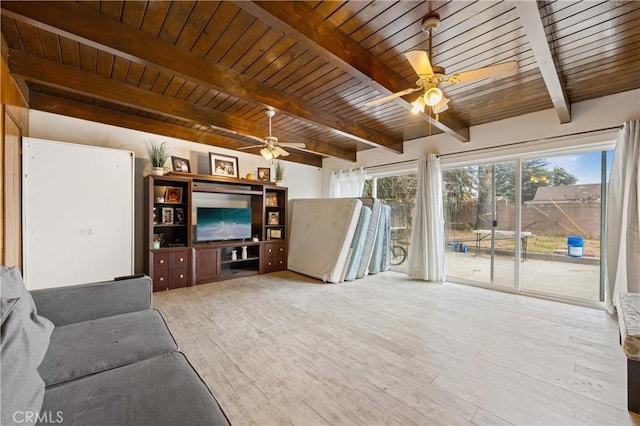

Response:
(279, 142), (306, 149)
(238, 144), (265, 151)
(364, 87), (421, 107)
(246, 135), (266, 143)
(274, 146), (290, 157)
(405, 50), (434, 77)
(451, 61), (518, 84)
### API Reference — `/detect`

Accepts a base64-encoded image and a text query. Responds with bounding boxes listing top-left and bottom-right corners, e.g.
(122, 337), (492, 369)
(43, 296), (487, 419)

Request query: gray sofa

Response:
(0, 266), (229, 426)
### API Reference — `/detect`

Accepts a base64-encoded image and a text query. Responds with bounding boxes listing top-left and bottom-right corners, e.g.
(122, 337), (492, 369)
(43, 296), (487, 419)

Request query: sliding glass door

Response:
(364, 173), (417, 270)
(442, 149), (612, 304)
(443, 162), (516, 288)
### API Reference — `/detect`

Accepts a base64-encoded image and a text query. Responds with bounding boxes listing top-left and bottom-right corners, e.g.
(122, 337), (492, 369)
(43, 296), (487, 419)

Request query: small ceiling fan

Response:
(238, 110), (305, 160)
(365, 14), (518, 116)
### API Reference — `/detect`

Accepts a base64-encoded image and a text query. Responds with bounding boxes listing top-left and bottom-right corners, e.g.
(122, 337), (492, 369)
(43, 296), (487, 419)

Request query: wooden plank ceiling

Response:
(1, 1), (639, 167)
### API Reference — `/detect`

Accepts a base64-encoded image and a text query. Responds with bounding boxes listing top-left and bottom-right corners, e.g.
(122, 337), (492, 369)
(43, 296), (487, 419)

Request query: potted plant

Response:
(274, 161), (285, 186)
(147, 141), (170, 175)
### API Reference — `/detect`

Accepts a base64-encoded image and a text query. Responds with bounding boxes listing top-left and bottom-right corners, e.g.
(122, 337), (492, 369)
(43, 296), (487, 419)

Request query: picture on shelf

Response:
(171, 156), (191, 173)
(257, 167), (271, 182)
(268, 212), (280, 225)
(209, 153), (239, 178)
(265, 193), (278, 207)
(162, 207), (174, 224)
(174, 207), (185, 224)
(164, 187), (183, 204)
(268, 228), (282, 239)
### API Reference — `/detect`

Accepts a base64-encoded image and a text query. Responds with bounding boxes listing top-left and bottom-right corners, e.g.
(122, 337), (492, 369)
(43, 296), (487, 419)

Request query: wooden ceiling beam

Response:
(515, 1), (571, 123)
(0, 1), (402, 153)
(29, 91), (323, 168)
(8, 49), (353, 162)
(233, 0), (470, 143)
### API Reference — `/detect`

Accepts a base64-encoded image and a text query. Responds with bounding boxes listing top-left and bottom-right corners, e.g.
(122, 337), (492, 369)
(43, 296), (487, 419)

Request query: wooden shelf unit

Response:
(144, 173), (288, 291)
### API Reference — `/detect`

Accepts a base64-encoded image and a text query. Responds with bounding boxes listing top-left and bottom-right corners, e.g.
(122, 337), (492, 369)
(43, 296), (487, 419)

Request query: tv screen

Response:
(196, 207), (252, 242)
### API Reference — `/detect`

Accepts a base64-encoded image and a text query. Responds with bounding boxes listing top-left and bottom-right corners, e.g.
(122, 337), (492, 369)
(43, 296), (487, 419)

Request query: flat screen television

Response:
(196, 207), (252, 242)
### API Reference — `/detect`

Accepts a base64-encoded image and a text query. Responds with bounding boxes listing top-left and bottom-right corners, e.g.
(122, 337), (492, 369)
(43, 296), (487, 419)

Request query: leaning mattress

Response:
(369, 204), (391, 274)
(356, 198), (382, 279)
(344, 206), (372, 282)
(288, 198), (362, 283)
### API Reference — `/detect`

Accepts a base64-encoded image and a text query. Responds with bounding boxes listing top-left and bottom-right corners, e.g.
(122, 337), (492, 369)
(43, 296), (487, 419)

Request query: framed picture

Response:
(267, 228), (282, 240)
(153, 207), (158, 225)
(174, 207), (185, 225)
(171, 156), (191, 173)
(268, 211), (280, 225)
(210, 153), (239, 178)
(161, 207), (174, 225)
(265, 193), (278, 207)
(257, 167), (271, 182)
(164, 187), (183, 204)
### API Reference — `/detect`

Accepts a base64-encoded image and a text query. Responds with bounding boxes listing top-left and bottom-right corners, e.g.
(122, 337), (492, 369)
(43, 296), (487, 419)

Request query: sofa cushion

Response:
(38, 310), (177, 387)
(1, 266), (54, 426)
(39, 351), (229, 426)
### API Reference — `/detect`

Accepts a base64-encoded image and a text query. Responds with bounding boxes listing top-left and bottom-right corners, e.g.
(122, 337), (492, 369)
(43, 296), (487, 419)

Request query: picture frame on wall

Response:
(268, 211), (280, 225)
(210, 153), (239, 178)
(171, 156), (191, 173)
(257, 167), (271, 182)
(267, 228), (282, 239)
(164, 187), (183, 204)
(161, 207), (174, 225)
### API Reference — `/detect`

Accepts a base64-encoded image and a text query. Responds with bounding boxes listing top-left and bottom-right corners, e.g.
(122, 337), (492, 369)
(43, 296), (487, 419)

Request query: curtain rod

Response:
(436, 126), (621, 158)
(364, 159), (417, 170)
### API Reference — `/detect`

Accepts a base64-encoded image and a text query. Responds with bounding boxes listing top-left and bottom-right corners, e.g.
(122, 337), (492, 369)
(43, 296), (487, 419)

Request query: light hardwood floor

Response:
(153, 271), (640, 425)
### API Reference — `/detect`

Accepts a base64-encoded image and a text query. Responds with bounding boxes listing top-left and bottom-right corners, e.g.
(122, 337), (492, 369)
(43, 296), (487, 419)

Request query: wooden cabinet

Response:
(261, 241), (287, 273)
(192, 246), (219, 285)
(144, 173), (288, 291)
(150, 248), (190, 292)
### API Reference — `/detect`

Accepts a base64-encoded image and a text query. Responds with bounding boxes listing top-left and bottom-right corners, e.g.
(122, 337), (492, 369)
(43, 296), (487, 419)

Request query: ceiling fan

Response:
(365, 14), (518, 116)
(238, 110), (305, 160)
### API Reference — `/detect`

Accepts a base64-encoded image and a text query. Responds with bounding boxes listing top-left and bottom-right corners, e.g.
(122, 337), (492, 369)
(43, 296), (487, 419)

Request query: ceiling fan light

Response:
(432, 97), (450, 114)
(424, 87), (443, 106)
(272, 150), (280, 159)
(411, 97), (425, 114)
(260, 148), (273, 160)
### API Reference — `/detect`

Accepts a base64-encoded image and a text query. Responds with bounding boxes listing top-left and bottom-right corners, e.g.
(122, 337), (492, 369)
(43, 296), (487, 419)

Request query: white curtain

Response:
(329, 167), (366, 198)
(606, 120), (640, 314)
(407, 154), (445, 281)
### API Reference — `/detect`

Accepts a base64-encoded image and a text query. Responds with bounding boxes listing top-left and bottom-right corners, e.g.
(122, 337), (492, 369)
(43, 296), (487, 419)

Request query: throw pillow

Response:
(1, 266), (54, 426)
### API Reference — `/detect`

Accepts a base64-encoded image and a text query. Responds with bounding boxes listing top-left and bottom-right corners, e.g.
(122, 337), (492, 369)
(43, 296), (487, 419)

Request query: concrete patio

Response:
(444, 251), (601, 301)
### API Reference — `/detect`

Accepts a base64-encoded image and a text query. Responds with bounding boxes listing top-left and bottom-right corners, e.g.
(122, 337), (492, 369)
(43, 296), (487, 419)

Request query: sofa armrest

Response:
(30, 276), (152, 326)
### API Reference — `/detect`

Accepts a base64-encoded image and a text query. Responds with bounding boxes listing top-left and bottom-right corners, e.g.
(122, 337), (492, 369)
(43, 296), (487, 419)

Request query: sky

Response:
(543, 150), (614, 184)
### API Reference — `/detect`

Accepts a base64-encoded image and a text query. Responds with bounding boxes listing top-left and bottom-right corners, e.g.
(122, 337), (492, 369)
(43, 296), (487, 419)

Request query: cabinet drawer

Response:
(171, 267), (189, 289)
(153, 267), (169, 292)
(264, 258), (286, 273)
(153, 252), (170, 268)
(264, 242), (286, 259)
(172, 250), (189, 268)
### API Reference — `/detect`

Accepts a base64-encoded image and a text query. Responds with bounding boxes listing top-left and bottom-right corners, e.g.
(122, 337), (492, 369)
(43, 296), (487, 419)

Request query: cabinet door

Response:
(262, 241), (287, 273)
(194, 248), (219, 284)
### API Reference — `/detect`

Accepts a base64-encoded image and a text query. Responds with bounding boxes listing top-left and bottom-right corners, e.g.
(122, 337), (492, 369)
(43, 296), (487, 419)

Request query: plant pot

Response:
(151, 167), (165, 176)
(275, 180), (283, 186)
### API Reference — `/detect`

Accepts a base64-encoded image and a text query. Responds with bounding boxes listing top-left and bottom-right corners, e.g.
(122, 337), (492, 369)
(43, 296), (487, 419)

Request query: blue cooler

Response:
(567, 236), (584, 257)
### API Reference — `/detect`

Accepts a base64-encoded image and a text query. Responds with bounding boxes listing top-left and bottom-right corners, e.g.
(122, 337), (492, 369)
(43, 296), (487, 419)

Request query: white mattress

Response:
(288, 198), (362, 283)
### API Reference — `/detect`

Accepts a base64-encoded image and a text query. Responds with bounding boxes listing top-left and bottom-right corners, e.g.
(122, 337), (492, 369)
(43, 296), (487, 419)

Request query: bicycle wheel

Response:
(390, 245), (407, 266)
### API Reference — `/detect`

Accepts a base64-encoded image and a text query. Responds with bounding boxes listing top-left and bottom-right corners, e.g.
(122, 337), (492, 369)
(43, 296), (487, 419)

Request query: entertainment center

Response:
(144, 172), (287, 292)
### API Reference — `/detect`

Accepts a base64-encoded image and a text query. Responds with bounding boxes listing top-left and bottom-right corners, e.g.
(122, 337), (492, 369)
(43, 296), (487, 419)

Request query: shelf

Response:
(220, 256), (259, 265)
(193, 186), (262, 196)
(154, 202), (187, 207)
(153, 224), (187, 227)
(265, 225), (283, 228)
(220, 269), (259, 279)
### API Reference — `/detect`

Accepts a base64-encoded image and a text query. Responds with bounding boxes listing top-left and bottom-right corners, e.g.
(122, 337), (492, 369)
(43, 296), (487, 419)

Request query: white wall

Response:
(322, 89), (640, 195)
(28, 111), (322, 272)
